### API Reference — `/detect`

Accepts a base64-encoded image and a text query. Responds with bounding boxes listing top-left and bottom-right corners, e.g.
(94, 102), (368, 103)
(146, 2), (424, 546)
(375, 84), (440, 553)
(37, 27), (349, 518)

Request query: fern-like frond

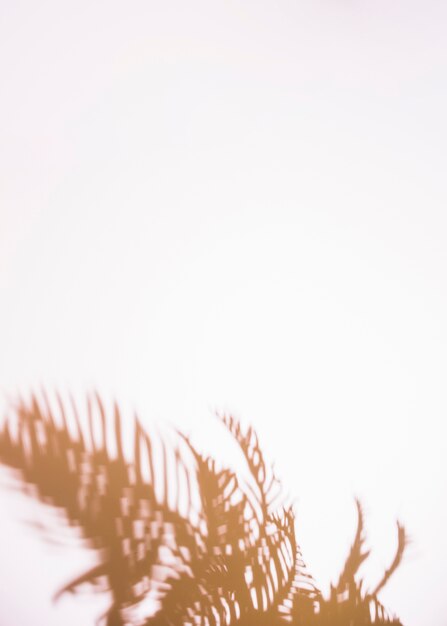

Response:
(0, 392), (202, 625)
(0, 396), (407, 626)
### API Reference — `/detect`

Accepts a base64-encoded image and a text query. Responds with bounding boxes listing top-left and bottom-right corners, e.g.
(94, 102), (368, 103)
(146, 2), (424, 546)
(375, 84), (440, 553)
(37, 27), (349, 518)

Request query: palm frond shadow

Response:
(0, 393), (407, 626)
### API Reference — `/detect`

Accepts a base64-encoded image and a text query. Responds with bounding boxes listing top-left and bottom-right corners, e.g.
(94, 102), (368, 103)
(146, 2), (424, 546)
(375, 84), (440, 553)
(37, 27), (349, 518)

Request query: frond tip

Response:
(373, 522), (408, 597)
(336, 498), (370, 590)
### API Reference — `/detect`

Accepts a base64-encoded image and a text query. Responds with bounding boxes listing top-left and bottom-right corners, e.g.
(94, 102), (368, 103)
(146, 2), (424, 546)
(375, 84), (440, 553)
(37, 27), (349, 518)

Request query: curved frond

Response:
(372, 522), (407, 597)
(0, 396), (407, 626)
(336, 499), (370, 591)
(0, 392), (201, 625)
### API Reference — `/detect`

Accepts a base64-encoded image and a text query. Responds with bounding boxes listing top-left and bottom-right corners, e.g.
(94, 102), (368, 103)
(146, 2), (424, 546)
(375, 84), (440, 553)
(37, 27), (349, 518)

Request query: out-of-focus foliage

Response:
(0, 394), (406, 626)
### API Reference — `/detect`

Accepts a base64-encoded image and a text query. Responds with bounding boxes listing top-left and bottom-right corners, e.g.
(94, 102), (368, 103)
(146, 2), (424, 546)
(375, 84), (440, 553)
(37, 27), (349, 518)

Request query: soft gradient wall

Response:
(1, 1), (446, 625)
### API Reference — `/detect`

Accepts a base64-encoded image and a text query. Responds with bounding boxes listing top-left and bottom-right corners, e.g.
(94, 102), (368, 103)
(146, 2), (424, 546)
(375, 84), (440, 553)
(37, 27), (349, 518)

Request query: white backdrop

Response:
(1, 1), (446, 625)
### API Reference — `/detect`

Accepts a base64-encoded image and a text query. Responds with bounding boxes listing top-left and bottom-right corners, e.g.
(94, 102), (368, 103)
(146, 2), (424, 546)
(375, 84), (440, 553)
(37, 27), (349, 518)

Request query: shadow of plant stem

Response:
(0, 393), (407, 626)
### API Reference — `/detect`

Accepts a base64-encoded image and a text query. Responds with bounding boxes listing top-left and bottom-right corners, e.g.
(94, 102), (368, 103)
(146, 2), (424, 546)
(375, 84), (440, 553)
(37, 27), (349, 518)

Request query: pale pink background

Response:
(1, 1), (446, 625)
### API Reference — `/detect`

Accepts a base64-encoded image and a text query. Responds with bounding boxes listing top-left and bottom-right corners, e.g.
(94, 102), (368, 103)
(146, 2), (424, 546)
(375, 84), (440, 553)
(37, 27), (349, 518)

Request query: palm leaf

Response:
(0, 392), (201, 625)
(0, 395), (407, 626)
